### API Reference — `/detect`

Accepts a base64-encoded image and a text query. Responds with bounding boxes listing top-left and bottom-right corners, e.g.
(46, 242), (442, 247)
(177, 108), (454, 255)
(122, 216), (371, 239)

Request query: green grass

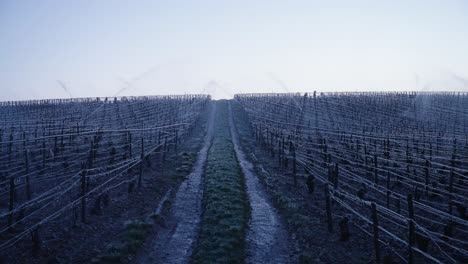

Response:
(192, 101), (250, 264)
(98, 220), (152, 263)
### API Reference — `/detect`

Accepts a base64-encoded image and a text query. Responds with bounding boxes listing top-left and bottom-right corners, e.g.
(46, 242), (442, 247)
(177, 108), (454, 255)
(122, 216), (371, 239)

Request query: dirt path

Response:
(228, 103), (295, 264)
(134, 103), (216, 264)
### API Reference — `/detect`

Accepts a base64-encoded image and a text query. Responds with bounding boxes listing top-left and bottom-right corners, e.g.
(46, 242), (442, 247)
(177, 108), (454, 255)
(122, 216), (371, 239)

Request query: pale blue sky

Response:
(1, 0), (467, 100)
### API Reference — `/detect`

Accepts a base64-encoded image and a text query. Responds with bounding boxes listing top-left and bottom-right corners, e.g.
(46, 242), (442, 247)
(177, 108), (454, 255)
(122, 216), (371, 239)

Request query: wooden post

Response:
(292, 144), (297, 187)
(371, 203), (381, 263)
(32, 226), (41, 258)
(374, 155), (378, 185)
(81, 169), (87, 223)
(22, 131), (26, 149)
(386, 170), (390, 208)
(265, 128), (269, 149)
(25, 150), (31, 200)
(306, 174), (315, 194)
(60, 126), (65, 153)
(284, 140), (290, 169)
(328, 165), (333, 184)
(128, 178), (135, 193)
(138, 138), (144, 188)
(8, 177), (15, 230)
(88, 140), (94, 169)
(339, 216), (350, 241)
(407, 194), (414, 264)
(424, 160), (429, 196)
(396, 197), (401, 214)
(163, 138), (167, 162)
(278, 139), (282, 167)
(127, 131), (132, 157)
(91, 195), (102, 215)
(254, 125), (258, 141)
(175, 130), (178, 152)
(334, 163), (339, 189)
(8, 134), (12, 164)
(325, 184), (333, 232)
(323, 139), (328, 167)
(103, 193), (110, 206)
(448, 169), (454, 215)
(53, 136), (58, 162)
(270, 132), (275, 158)
(42, 141), (46, 169)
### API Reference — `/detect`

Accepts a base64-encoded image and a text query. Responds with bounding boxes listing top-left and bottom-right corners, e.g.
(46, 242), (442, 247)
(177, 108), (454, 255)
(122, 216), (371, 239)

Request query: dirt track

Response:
(133, 101), (296, 264)
(228, 103), (296, 264)
(133, 103), (216, 264)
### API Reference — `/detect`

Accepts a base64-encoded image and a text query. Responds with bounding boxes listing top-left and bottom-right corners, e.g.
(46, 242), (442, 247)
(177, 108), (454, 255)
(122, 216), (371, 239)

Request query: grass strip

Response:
(192, 101), (250, 264)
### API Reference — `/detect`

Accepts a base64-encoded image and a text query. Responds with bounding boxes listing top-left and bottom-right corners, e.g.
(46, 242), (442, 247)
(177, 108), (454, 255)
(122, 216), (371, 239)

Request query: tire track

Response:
(134, 103), (216, 264)
(228, 102), (295, 264)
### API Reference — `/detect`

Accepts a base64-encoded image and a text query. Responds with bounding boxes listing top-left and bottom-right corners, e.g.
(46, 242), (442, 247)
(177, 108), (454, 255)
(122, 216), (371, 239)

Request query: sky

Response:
(0, 0), (467, 100)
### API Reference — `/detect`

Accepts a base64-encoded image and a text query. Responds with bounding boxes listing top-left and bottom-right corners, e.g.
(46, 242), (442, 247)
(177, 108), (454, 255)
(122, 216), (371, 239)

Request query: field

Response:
(0, 92), (466, 263)
(234, 92), (468, 263)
